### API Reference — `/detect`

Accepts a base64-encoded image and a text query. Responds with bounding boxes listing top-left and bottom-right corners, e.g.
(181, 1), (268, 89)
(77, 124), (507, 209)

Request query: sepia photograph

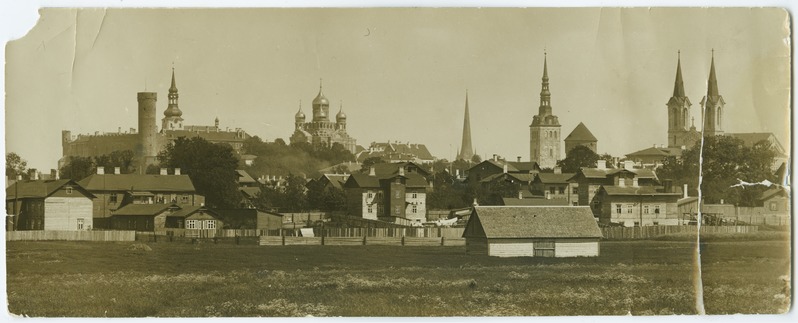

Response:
(2, 4), (792, 318)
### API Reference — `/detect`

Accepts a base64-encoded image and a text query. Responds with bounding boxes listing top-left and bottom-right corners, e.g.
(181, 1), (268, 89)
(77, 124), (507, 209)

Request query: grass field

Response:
(5, 238), (791, 317)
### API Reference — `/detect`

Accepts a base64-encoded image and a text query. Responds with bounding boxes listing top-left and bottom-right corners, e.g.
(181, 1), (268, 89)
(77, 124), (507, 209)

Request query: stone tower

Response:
(457, 91), (474, 161)
(137, 92), (158, 170)
(161, 68), (184, 131)
(667, 51), (693, 147)
(529, 52), (561, 168)
(700, 50), (725, 137)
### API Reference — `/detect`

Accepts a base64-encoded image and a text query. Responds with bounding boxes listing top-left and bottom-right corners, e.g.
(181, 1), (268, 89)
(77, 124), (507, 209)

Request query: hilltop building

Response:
(529, 52), (561, 169)
(356, 141), (435, 164)
(61, 69), (251, 172)
(457, 92), (475, 161)
(290, 81), (357, 153)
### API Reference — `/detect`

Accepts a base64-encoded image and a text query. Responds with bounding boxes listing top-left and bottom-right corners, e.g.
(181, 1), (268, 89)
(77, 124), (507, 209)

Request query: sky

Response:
(4, 7), (791, 171)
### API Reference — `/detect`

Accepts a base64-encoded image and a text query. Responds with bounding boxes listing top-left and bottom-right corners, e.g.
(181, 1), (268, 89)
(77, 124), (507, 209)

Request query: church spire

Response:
(538, 51), (552, 116)
(169, 67), (178, 93)
(673, 50), (686, 97)
(457, 90), (474, 161)
(163, 67), (182, 118)
(707, 49), (719, 98)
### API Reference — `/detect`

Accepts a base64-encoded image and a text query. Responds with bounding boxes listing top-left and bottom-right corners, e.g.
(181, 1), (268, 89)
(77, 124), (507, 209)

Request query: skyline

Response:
(5, 8), (791, 171)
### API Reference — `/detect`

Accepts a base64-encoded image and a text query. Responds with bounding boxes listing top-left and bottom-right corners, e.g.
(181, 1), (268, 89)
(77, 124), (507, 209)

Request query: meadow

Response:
(5, 236), (791, 317)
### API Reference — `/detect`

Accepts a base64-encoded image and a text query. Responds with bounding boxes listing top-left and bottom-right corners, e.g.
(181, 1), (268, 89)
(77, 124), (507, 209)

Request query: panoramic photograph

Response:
(3, 7), (792, 317)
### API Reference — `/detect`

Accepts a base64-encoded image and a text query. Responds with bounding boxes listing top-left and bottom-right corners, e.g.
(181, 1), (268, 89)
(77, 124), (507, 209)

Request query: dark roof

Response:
(169, 205), (210, 218)
(164, 129), (249, 142)
(564, 122), (597, 142)
(600, 185), (682, 196)
(236, 170), (257, 184)
(535, 173), (575, 184)
(321, 174), (349, 190)
(368, 162), (431, 177)
(574, 167), (658, 181)
(501, 198), (570, 206)
(465, 206), (602, 239)
(468, 159), (540, 174)
(759, 186), (788, 201)
(626, 147), (670, 158)
(344, 172), (427, 189)
(215, 208), (284, 218)
(506, 161), (540, 173)
(480, 172), (536, 183)
(726, 133), (786, 155)
(113, 204), (174, 216)
(239, 187), (262, 198)
(6, 179), (94, 200)
(78, 174), (196, 192)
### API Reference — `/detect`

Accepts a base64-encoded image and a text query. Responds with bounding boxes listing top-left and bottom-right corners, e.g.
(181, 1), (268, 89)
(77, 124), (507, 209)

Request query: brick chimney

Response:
(160, 168), (168, 175)
(96, 167), (105, 175)
(517, 156), (521, 162)
(175, 168), (181, 175)
(683, 184), (688, 198)
(369, 166), (376, 177)
(114, 167), (121, 175)
(503, 164), (508, 173)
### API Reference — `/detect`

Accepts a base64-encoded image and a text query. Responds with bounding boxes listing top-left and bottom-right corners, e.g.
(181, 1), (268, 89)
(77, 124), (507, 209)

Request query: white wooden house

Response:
(6, 179), (95, 231)
(463, 206), (602, 257)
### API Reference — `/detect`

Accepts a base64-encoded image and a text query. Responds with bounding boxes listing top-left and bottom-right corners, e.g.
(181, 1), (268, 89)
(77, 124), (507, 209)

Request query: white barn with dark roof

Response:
(462, 206), (602, 257)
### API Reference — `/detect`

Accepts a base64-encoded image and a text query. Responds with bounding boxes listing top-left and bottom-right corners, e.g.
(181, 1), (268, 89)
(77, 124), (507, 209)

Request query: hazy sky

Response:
(5, 8), (791, 170)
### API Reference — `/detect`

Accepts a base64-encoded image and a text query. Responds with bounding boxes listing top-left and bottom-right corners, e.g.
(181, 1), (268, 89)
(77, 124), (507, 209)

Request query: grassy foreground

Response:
(6, 238), (791, 317)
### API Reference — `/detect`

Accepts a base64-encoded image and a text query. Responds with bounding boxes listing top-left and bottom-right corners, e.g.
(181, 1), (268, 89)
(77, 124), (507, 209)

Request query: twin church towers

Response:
(457, 50), (727, 168)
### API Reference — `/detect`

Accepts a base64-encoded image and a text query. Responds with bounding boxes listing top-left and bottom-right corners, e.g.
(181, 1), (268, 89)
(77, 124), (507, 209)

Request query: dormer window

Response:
(66, 187), (73, 195)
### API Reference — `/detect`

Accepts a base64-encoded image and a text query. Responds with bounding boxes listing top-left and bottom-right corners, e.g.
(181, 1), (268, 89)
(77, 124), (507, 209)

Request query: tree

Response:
(281, 174), (308, 212)
(558, 146), (600, 173)
(94, 150), (136, 174)
(658, 135), (776, 206)
(6, 152), (28, 179)
(470, 154), (482, 164)
(157, 137), (241, 208)
(59, 156), (94, 181)
(360, 156), (384, 172)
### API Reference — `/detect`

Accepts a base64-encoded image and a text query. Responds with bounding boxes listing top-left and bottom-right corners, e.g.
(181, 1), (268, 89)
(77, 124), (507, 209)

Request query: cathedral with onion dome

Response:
(289, 81), (357, 153)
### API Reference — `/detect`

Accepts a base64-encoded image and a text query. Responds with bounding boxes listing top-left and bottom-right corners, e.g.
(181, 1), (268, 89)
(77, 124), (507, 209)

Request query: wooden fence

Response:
(262, 227), (466, 238)
(601, 225), (758, 240)
(259, 235), (466, 246)
(6, 230), (136, 242)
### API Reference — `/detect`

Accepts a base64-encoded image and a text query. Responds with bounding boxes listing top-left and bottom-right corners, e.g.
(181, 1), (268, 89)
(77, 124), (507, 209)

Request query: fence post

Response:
(363, 235), (367, 246)
(441, 236), (445, 246)
(401, 236), (405, 246)
(282, 234), (285, 246)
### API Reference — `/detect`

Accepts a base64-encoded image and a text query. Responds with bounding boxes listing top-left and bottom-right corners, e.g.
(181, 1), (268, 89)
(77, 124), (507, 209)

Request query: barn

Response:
(463, 206), (602, 257)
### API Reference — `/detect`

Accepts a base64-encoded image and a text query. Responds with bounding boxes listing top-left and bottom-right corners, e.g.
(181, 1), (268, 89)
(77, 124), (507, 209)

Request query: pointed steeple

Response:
(673, 50), (686, 97)
(457, 90), (474, 161)
(169, 67), (178, 93)
(163, 67), (182, 118)
(707, 49), (719, 98)
(538, 51), (552, 116)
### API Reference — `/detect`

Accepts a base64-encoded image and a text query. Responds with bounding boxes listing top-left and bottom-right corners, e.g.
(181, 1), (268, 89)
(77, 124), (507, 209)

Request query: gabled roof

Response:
(759, 186), (789, 202)
(468, 159), (540, 174)
(480, 172), (535, 183)
(464, 206), (602, 239)
(344, 172), (427, 189)
(573, 167), (658, 181)
(534, 173), (575, 184)
(113, 203), (174, 216)
(239, 186), (262, 198)
(726, 132), (787, 155)
(6, 179), (95, 200)
(78, 174), (196, 192)
(170, 205), (213, 218)
(321, 174), (349, 190)
(506, 161), (540, 173)
(564, 122), (597, 142)
(236, 170), (257, 184)
(500, 198), (570, 206)
(185, 208), (222, 221)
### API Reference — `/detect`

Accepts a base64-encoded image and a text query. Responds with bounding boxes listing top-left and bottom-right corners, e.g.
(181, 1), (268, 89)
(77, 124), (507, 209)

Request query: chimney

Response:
(160, 168), (168, 175)
(553, 167), (562, 174)
(175, 168), (181, 175)
(50, 169), (58, 180)
(130, 127), (136, 134)
(369, 167), (376, 176)
(618, 177), (625, 187)
(97, 167), (105, 175)
(720, 199), (724, 205)
(663, 179), (672, 193)
(398, 167), (405, 176)
(114, 167), (121, 175)
(503, 164), (508, 173)
(518, 190), (523, 199)
(517, 156), (522, 162)
(597, 160), (606, 169)
(472, 198), (479, 207)
(683, 184), (688, 199)
(623, 160), (635, 170)
(455, 169), (460, 178)
(633, 177), (639, 187)
(493, 154), (498, 162)
(118, 127), (121, 133)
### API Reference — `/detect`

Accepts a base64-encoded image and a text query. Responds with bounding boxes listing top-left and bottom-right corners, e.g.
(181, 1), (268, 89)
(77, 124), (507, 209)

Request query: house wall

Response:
(388, 182), (406, 218)
(404, 189), (426, 223)
(597, 195), (679, 226)
(89, 190), (204, 228)
(43, 196), (94, 231)
(256, 212), (283, 230)
(488, 239), (536, 257)
(465, 237), (488, 255)
(8, 199), (45, 230)
(555, 239), (600, 257)
(112, 215), (155, 231)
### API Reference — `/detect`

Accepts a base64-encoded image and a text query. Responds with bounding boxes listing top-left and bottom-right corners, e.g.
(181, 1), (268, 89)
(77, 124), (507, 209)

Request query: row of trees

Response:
(242, 137), (356, 180)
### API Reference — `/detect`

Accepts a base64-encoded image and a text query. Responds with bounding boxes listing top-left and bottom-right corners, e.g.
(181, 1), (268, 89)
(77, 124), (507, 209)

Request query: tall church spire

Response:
(700, 49), (725, 136)
(458, 91), (474, 161)
(707, 49), (719, 98)
(673, 50), (686, 97)
(539, 51), (552, 116)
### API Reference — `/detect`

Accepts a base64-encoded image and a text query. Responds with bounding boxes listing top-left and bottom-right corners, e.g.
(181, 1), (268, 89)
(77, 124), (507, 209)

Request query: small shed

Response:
(463, 206), (602, 257)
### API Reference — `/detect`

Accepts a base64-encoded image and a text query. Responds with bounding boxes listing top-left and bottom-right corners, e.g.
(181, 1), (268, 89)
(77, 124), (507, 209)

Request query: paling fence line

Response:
(5, 230), (135, 242)
(600, 225), (758, 240)
(259, 235), (466, 246)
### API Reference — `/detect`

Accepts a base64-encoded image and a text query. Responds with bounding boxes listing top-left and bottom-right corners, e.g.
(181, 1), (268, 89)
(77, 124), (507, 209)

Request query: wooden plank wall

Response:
(6, 230), (135, 241)
(600, 225), (758, 240)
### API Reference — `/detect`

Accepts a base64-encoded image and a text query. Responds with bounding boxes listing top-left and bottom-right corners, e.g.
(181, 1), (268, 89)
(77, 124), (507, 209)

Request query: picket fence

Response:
(600, 225), (758, 240)
(5, 230), (136, 242)
(259, 236), (466, 246)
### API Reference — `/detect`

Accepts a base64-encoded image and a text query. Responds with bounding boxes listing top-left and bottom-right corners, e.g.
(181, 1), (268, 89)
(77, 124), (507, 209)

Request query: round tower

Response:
(138, 92), (158, 167)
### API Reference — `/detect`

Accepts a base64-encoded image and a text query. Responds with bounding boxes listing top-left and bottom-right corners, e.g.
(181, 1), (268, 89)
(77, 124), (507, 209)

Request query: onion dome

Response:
(295, 101), (306, 121)
(312, 80), (329, 106)
(336, 102), (346, 121)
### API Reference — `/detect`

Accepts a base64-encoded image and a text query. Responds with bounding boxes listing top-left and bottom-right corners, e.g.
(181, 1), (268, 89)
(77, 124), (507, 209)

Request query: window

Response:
(412, 205), (418, 214)
(206, 220), (216, 229)
(634, 221), (640, 227)
(573, 188), (578, 194)
(77, 218), (84, 230)
(654, 205), (661, 214)
(109, 193), (118, 203)
(627, 205), (633, 214)
(367, 192), (373, 198)
(395, 191), (400, 198)
(186, 220), (197, 229)
(181, 195), (190, 204)
(572, 202), (578, 206)
(549, 187), (555, 195)
(643, 205), (650, 214)
(558, 187), (565, 195)
(769, 202), (777, 211)
(66, 187), (73, 195)
(411, 193), (417, 199)
(534, 240), (555, 257)
(367, 206), (373, 213)
(616, 204), (622, 214)
(394, 206), (401, 215)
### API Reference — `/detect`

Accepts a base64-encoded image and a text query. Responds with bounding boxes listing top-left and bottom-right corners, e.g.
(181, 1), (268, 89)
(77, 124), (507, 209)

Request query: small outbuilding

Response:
(463, 206), (602, 257)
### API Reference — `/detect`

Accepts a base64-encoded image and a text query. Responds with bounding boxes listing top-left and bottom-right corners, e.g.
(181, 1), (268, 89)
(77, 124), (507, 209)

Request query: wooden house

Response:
(6, 179), (95, 231)
(463, 206), (602, 257)
(214, 208), (284, 230)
